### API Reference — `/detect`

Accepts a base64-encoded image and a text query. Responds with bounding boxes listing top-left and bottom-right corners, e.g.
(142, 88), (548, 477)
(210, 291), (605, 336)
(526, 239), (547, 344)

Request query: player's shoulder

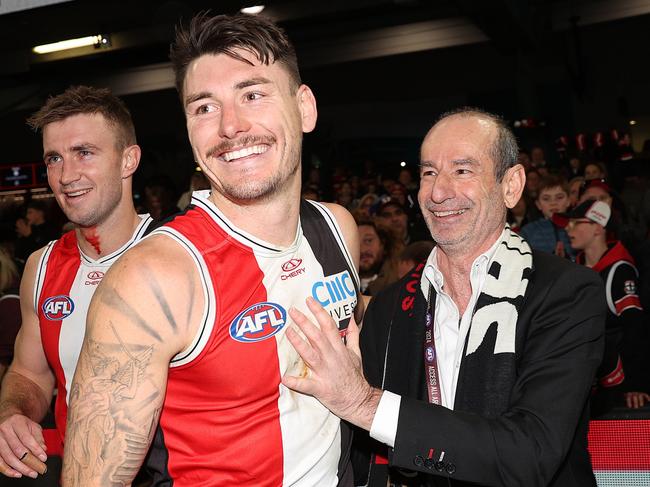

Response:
(109, 233), (196, 283)
(317, 202), (357, 232)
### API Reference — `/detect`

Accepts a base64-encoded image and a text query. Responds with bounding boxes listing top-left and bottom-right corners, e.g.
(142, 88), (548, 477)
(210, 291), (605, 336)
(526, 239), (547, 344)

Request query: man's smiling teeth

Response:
(434, 209), (465, 217)
(222, 145), (268, 162)
(66, 189), (91, 197)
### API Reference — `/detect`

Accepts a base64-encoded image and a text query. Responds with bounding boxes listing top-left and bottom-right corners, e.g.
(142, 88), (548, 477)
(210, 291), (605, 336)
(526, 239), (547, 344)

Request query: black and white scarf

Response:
(454, 226), (533, 416)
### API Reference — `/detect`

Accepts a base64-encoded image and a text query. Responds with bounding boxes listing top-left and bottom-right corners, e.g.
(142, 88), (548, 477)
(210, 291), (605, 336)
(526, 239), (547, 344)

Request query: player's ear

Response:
(122, 145), (141, 179)
(297, 84), (317, 134)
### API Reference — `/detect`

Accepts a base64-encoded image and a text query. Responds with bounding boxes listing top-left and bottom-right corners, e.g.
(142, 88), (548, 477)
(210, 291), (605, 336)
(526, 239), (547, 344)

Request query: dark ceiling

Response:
(1, 0), (649, 176)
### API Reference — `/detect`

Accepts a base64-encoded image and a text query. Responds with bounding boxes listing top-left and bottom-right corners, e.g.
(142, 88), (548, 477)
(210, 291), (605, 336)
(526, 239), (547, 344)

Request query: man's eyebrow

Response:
(184, 77), (272, 107)
(71, 143), (99, 152)
(43, 143), (99, 159)
(234, 77), (272, 90)
(184, 91), (211, 107)
(450, 157), (479, 166)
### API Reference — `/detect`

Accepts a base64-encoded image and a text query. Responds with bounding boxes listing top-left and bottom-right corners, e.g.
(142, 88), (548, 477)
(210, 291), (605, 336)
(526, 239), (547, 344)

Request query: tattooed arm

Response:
(62, 237), (203, 487)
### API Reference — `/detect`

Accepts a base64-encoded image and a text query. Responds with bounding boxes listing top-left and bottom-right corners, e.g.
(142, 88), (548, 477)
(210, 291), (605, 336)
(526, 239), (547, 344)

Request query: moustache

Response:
(206, 135), (276, 160)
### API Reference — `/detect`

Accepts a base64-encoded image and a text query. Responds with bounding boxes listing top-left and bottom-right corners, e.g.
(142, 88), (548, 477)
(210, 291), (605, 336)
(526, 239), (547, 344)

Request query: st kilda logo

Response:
(42, 295), (75, 320)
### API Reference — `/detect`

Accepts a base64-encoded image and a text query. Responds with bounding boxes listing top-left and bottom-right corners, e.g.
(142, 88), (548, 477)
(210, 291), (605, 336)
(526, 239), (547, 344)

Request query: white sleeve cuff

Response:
(369, 390), (401, 448)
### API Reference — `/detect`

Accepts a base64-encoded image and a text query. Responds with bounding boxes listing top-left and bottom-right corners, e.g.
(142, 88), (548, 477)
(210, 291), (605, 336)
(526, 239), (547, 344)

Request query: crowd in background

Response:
(2, 137), (650, 415)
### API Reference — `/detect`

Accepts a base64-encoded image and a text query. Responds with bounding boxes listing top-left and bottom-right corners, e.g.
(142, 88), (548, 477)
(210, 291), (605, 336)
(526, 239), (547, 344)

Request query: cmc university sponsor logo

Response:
(85, 270), (105, 286)
(42, 295), (75, 320)
(230, 302), (287, 343)
(311, 270), (357, 323)
(281, 258), (305, 280)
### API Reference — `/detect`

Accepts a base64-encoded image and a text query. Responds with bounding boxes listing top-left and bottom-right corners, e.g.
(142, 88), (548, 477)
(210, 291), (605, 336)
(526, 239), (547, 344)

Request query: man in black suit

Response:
(283, 108), (605, 486)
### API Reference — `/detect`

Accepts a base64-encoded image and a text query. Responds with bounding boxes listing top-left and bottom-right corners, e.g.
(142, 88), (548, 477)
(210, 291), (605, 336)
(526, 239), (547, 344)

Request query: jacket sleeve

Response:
(609, 262), (649, 392)
(389, 264), (605, 486)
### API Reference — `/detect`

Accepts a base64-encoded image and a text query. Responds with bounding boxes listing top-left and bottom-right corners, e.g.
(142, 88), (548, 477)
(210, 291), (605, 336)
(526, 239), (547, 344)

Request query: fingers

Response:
(345, 315), (362, 358)
(0, 456), (21, 478)
(17, 424), (46, 462)
(0, 417), (45, 478)
(305, 297), (343, 341)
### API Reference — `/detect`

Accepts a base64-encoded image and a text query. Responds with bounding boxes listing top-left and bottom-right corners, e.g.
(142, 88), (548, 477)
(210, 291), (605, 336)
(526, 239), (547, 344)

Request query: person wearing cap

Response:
(563, 199), (650, 412)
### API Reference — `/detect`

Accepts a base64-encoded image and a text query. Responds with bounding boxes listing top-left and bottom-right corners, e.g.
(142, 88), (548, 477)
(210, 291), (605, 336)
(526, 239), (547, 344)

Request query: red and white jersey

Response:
(35, 215), (153, 446)
(145, 191), (361, 487)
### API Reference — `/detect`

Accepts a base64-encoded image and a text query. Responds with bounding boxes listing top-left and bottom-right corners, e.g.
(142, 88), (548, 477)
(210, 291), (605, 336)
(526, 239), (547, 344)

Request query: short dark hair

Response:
(170, 12), (301, 101)
(537, 175), (568, 197)
(434, 107), (519, 182)
(27, 85), (136, 151)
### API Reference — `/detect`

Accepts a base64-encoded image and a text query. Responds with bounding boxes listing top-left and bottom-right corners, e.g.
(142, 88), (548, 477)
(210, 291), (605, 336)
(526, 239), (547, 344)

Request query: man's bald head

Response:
(425, 108), (518, 182)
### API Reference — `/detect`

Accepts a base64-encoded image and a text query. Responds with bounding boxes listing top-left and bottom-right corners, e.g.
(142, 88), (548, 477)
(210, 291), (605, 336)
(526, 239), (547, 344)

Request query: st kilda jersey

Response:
(144, 190), (361, 487)
(577, 241), (645, 390)
(34, 215), (153, 448)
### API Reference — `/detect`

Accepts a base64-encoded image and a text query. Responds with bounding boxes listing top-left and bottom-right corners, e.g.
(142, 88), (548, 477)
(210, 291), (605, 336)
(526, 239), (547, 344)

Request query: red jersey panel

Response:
(146, 191), (360, 486)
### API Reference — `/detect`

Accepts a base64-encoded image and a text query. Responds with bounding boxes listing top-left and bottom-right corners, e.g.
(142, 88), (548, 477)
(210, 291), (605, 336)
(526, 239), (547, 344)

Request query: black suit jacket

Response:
(356, 250), (605, 487)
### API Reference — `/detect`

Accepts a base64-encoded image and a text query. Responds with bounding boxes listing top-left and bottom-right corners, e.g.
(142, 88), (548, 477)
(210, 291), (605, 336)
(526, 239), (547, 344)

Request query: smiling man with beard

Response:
(358, 221), (401, 296)
(62, 13), (362, 487)
(283, 108), (606, 487)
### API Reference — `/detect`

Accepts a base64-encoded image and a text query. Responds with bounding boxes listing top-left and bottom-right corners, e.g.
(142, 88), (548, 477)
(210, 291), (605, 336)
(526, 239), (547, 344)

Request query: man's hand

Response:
(0, 412), (47, 479)
(625, 391), (650, 409)
(282, 297), (382, 431)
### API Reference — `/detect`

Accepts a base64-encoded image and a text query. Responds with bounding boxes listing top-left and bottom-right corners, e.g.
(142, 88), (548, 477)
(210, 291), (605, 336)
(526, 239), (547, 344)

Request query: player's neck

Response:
(209, 182), (301, 248)
(76, 207), (141, 259)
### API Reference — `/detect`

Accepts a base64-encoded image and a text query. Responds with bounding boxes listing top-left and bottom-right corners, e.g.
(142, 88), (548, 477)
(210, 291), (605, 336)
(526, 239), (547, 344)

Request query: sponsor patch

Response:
(42, 295), (75, 320)
(282, 258), (302, 272)
(230, 302), (287, 343)
(624, 280), (637, 295)
(85, 270), (105, 286)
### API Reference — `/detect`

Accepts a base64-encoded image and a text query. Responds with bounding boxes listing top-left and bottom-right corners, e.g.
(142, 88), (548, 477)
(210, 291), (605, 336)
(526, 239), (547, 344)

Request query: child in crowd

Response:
(520, 175), (574, 259)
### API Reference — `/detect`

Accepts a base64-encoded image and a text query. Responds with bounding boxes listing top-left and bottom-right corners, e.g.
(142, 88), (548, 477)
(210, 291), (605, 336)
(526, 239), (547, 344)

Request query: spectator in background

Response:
(176, 170), (210, 210)
(0, 248), (20, 383)
(358, 220), (401, 296)
(520, 175), (574, 259)
(352, 193), (379, 221)
(143, 178), (180, 220)
(568, 176), (585, 208)
(525, 167), (541, 201)
(14, 201), (59, 263)
(530, 146), (547, 169)
(584, 161), (608, 181)
(396, 240), (435, 278)
(562, 200), (650, 413)
(376, 199), (428, 245)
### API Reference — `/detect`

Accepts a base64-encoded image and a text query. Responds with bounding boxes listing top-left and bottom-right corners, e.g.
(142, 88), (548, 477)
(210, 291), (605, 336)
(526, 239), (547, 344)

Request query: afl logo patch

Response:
(282, 258), (302, 272)
(230, 302), (287, 343)
(42, 295), (75, 320)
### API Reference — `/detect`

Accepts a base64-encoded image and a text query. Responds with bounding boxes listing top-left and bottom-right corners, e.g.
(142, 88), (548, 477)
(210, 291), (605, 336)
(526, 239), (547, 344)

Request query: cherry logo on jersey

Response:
(230, 302), (287, 343)
(85, 270), (105, 285)
(282, 258), (302, 272)
(42, 295), (75, 320)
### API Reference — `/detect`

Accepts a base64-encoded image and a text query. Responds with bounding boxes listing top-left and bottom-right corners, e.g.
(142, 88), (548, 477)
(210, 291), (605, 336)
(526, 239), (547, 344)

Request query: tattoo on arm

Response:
(97, 286), (163, 342)
(62, 325), (161, 486)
